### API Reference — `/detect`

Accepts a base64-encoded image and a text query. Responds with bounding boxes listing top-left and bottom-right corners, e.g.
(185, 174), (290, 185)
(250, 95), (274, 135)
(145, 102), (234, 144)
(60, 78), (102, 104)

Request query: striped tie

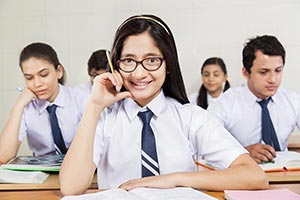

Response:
(46, 105), (68, 155)
(138, 110), (160, 177)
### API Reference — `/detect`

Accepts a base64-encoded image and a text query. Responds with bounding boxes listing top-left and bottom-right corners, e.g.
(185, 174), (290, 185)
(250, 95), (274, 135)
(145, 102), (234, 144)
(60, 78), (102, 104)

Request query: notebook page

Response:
(131, 187), (217, 200)
(61, 188), (141, 200)
(0, 168), (49, 184)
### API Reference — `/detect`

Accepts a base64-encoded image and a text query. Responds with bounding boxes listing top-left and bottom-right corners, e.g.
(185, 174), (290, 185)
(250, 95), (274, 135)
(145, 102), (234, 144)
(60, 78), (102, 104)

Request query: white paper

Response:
(61, 187), (217, 200)
(0, 168), (49, 184)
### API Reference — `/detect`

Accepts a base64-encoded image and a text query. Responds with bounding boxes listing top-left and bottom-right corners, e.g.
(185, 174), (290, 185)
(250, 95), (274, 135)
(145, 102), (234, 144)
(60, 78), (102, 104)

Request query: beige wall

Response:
(1, 0), (300, 155)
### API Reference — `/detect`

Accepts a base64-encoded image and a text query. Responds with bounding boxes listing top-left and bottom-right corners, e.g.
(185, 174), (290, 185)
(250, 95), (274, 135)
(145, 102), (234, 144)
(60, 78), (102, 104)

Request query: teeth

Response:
(133, 82), (149, 86)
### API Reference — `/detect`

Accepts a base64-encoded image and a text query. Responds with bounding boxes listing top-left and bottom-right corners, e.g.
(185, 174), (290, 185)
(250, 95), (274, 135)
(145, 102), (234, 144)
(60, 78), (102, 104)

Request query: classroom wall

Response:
(0, 0), (300, 155)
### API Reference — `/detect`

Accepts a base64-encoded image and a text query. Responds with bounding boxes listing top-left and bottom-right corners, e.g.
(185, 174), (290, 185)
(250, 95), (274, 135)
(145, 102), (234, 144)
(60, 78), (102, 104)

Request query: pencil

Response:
(106, 50), (114, 73)
(194, 160), (215, 171)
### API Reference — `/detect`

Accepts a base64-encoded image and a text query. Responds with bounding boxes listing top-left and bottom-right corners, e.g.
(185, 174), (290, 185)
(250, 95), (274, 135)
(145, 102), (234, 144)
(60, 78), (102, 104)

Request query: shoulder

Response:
(188, 92), (198, 105)
(275, 87), (300, 108)
(61, 85), (89, 107)
(165, 97), (212, 125)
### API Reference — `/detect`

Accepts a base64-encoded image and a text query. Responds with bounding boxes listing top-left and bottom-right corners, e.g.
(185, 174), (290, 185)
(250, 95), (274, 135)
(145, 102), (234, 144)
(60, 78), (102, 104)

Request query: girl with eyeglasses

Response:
(60, 14), (267, 195)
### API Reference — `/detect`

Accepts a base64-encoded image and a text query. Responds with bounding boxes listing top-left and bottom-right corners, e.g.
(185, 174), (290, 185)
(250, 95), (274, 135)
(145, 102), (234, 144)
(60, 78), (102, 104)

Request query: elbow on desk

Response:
(59, 174), (88, 196)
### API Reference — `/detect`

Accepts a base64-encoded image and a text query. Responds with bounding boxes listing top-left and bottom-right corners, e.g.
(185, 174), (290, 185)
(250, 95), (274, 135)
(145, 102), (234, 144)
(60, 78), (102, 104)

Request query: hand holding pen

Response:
(89, 51), (132, 109)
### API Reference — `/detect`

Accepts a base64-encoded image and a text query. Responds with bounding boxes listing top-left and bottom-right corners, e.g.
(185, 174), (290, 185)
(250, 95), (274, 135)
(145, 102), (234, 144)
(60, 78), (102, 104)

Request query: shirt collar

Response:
(34, 84), (66, 114)
(124, 90), (166, 121)
(243, 83), (277, 106)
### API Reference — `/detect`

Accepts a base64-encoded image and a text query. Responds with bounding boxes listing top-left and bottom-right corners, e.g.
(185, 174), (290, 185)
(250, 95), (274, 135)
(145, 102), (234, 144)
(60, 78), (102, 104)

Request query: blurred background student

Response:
(189, 57), (230, 109)
(76, 49), (108, 94)
(0, 42), (87, 164)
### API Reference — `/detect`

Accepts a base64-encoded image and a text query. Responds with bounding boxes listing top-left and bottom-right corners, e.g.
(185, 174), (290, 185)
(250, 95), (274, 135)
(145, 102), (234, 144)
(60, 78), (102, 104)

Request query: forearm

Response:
(0, 104), (24, 163)
(178, 155), (268, 191)
(60, 101), (104, 195)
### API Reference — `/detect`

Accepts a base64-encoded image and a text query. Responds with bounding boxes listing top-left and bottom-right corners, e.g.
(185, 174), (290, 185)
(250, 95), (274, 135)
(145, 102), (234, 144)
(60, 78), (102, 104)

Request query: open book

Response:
(259, 151), (300, 172)
(61, 187), (217, 200)
(224, 189), (300, 200)
(0, 154), (64, 172)
(0, 168), (49, 184)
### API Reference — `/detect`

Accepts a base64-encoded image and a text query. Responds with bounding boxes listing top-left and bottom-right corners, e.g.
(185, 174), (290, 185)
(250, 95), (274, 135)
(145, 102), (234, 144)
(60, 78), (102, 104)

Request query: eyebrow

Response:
(23, 68), (49, 76)
(120, 53), (162, 58)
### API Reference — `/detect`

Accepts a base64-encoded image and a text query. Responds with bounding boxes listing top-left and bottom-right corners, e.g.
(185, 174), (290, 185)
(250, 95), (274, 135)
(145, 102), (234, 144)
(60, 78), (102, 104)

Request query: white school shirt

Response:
(208, 84), (300, 150)
(19, 84), (88, 156)
(93, 90), (247, 189)
(189, 91), (222, 106)
(75, 81), (92, 95)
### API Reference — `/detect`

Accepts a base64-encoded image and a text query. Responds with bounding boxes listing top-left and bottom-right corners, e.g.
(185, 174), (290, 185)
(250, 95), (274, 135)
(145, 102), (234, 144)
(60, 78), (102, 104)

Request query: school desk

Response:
(0, 173), (98, 190)
(1, 184), (300, 200)
(288, 132), (300, 152)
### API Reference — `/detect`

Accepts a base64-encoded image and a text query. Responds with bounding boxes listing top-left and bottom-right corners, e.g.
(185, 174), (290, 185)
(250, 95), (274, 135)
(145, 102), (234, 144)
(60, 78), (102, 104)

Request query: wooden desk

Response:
(0, 173), (98, 191)
(288, 131), (300, 152)
(267, 171), (300, 184)
(0, 184), (300, 200)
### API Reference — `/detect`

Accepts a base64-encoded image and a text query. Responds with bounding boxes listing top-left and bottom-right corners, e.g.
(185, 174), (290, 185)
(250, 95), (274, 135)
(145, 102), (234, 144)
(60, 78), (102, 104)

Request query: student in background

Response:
(208, 35), (300, 163)
(0, 42), (87, 164)
(76, 50), (108, 94)
(189, 57), (230, 109)
(60, 14), (267, 195)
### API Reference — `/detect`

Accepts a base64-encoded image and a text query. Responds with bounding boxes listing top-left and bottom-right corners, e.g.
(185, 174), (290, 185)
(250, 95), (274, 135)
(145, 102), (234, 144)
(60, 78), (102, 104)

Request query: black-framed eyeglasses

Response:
(117, 57), (164, 73)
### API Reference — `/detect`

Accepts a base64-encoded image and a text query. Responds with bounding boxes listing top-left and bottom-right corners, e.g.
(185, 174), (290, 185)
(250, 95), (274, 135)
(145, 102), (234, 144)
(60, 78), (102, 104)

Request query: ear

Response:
(242, 67), (250, 80)
(56, 65), (64, 79)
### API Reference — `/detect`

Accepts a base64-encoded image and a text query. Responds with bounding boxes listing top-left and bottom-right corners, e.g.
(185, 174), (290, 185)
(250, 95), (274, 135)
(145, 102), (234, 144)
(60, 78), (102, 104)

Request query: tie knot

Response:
(46, 104), (58, 113)
(138, 110), (153, 125)
(258, 98), (271, 108)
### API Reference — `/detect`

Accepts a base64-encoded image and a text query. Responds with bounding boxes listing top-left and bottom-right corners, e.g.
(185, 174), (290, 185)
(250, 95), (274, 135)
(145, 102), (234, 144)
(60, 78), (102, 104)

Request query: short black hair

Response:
(242, 35), (285, 73)
(87, 50), (108, 75)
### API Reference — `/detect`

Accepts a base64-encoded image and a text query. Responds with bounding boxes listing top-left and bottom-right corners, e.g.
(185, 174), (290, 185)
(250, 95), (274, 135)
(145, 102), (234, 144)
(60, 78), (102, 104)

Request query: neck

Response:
(208, 88), (222, 98)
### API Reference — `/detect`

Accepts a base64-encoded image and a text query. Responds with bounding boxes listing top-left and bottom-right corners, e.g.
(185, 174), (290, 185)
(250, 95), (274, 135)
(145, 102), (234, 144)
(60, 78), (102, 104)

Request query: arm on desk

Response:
(59, 102), (99, 195)
(120, 154), (268, 191)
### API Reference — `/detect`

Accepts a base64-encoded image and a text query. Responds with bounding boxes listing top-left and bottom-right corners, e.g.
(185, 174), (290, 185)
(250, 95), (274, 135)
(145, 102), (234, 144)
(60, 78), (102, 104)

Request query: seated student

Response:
(59, 14), (267, 195)
(189, 57), (230, 109)
(208, 35), (300, 163)
(76, 50), (108, 94)
(0, 42), (87, 164)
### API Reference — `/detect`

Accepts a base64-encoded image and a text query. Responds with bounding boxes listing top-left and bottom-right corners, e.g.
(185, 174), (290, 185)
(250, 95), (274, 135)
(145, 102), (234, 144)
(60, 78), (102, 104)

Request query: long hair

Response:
(19, 42), (66, 85)
(111, 14), (189, 104)
(197, 57), (230, 109)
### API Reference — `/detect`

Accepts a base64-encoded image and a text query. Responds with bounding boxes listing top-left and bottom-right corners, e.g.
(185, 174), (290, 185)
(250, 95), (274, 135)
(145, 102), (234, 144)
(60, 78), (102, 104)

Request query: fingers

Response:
(119, 179), (145, 191)
(247, 144), (276, 163)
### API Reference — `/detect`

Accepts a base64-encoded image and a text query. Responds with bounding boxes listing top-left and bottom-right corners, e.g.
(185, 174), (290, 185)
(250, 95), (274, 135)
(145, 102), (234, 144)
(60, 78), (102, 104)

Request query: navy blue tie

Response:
(258, 98), (281, 151)
(46, 105), (67, 154)
(138, 110), (160, 177)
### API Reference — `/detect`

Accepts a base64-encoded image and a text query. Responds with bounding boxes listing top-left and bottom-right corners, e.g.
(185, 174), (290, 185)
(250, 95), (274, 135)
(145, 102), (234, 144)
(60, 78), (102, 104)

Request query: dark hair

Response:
(19, 42), (66, 85)
(110, 14), (189, 104)
(87, 50), (108, 75)
(197, 57), (230, 109)
(242, 35), (285, 74)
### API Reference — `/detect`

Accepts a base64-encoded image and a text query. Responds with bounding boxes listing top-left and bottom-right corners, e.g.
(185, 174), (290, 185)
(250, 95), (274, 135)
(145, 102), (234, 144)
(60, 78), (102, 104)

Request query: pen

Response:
(16, 87), (23, 92)
(106, 50), (114, 73)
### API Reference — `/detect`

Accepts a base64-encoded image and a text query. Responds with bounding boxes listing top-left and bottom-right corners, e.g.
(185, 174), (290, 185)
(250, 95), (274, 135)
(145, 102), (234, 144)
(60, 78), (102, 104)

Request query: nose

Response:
(268, 72), (276, 83)
(33, 76), (43, 87)
(131, 62), (148, 78)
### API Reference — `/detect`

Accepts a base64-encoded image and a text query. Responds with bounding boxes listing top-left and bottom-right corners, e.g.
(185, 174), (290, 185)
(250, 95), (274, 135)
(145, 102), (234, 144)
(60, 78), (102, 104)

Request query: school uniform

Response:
(18, 84), (88, 156)
(208, 84), (300, 150)
(93, 90), (247, 189)
(189, 91), (222, 106)
(75, 81), (92, 95)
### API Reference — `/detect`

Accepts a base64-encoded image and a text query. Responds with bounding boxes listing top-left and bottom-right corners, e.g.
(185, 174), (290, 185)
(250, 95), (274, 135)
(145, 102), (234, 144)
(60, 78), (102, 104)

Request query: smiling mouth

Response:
(131, 81), (152, 89)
